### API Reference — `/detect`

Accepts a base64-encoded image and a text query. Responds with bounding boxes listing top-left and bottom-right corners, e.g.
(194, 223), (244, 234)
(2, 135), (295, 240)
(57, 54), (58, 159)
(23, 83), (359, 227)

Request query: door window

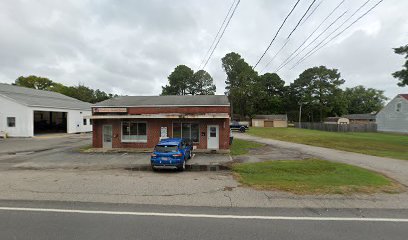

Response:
(210, 127), (217, 137)
(103, 126), (112, 142)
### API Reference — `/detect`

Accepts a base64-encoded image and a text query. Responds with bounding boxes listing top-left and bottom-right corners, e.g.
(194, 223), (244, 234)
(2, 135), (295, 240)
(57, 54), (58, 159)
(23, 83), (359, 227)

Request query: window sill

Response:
(121, 140), (147, 143)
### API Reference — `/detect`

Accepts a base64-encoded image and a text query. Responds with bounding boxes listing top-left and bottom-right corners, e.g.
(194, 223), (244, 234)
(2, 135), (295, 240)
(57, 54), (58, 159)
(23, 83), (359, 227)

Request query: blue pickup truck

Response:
(230, 120), (249, 133)
(150, 138), (192, 171)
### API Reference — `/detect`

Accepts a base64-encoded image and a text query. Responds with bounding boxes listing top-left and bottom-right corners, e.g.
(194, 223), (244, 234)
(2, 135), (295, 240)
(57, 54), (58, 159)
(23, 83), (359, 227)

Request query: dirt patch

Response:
(232, 144), (314, 163)
(223, 186), (236, 191)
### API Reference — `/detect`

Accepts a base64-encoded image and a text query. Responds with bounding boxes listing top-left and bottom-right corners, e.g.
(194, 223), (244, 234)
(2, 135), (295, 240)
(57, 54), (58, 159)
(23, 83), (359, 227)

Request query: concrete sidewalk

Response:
(235, 133), (408, 186)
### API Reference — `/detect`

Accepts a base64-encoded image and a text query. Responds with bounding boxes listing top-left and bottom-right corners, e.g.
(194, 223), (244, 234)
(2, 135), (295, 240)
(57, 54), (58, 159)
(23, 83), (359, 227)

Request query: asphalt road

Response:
(0, 200), (407, 240)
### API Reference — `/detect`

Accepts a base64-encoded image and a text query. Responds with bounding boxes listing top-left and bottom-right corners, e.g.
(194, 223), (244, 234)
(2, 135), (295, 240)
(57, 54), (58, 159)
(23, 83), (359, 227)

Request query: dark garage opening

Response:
(34, 111), (67, 135)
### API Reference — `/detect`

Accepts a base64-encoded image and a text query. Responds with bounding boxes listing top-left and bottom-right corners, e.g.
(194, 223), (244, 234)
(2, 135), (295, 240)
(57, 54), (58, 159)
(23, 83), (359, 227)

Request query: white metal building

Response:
(376, 94), (408, 134)
(0, 83), (92, 137)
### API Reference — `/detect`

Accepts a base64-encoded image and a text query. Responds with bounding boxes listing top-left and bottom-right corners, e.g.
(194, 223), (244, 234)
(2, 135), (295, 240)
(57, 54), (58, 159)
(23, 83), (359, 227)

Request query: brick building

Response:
(91, 95), (231, 151)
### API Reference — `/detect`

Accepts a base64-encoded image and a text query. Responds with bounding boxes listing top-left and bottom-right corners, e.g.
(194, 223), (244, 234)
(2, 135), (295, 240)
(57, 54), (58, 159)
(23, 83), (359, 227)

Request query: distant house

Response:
(343, 113), (376, 124)
(376, 94), (408, 134)
(252, 114), (288, 128)
(324, 117), (349, 125)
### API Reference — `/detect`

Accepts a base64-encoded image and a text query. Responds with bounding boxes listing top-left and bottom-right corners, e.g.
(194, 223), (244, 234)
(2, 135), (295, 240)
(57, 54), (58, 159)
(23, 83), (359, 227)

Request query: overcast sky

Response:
(0, 0), (407, 99)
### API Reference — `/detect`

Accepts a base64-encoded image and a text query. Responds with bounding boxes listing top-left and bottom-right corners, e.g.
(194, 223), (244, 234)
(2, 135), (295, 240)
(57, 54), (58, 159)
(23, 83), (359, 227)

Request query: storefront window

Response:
(173, 123), (182, 138)
(122, 121), (147, 142)
(173, 122), (199, 143)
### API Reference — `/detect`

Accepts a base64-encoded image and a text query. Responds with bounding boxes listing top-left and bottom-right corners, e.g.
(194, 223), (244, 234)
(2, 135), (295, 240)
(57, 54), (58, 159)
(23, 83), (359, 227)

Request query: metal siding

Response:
(377, 96), (408, 133)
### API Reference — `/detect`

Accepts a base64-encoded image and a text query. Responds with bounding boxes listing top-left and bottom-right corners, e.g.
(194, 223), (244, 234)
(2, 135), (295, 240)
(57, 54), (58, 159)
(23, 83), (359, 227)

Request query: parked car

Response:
(230, 120), (249, 133)
(151, 138), (192, 171)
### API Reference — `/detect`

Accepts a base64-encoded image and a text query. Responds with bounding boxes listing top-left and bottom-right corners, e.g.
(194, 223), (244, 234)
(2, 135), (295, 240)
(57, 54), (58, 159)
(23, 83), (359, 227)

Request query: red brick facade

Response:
(127, 106), (230, 115)
(92, 106), (230, 150)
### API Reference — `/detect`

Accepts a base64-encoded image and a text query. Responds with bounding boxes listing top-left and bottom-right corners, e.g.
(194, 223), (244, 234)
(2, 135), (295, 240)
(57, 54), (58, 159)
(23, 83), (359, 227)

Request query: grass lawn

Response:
(231, 138), (263, 156)
(248, 127), (408, 160)
(233, 159), (400, 194)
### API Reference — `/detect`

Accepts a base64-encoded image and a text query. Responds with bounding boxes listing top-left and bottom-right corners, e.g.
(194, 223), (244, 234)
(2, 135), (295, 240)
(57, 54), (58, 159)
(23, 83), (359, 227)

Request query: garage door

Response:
(34, 111), (67, 135)
(264, 120), (274, 127)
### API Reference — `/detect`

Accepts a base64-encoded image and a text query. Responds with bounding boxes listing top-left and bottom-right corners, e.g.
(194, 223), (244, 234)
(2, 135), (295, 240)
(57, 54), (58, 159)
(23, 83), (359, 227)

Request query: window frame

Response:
(121, 121), (148, 143)
(83, 118), (87, 126)
(7, 117), (16, 127)
(172, 122), (200, 143)
(396, 102), (402, 112)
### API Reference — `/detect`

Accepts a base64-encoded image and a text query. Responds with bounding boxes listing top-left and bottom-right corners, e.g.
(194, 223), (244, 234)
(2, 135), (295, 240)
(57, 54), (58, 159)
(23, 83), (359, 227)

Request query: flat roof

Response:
(93, 95), (230, 107)
(0, 83), (91, 110)
(253, 114), (288, 121)
(343, 113), (376, 120)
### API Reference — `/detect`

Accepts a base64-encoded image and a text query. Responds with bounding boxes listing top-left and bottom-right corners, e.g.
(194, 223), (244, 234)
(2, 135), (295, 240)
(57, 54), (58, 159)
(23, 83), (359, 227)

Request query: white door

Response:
(207, 125), (219, 149)
(103, 125), (113, 148)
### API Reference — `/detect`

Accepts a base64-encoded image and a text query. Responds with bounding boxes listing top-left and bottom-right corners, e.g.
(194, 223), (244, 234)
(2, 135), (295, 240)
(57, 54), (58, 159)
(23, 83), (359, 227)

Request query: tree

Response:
(252, 73), (286, 114)
(189, 70), (216, 95)
(15, 75), (53, 90)
(392, 44), (408, 87)
(344, 86), (387, 114)
(14, 75), (116, 103)
(161, 65), (194, 95)
(291, 66), (345, 122)
(161, 65), (216, 95)
(222, 52), (258, 118)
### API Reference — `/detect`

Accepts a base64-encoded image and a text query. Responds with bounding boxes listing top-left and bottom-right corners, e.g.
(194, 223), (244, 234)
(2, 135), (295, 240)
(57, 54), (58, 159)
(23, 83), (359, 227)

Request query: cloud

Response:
(0, 0), (407, 99)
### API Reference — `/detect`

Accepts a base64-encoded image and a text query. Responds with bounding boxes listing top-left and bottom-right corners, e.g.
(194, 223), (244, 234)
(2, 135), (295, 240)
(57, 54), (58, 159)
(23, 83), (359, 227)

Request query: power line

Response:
(275, 0), (346, 72)
(300, 0), (324, 26)
(253, 0), (302, 69)
(290, 0), (379, 69)
(260, 0), (319, 73)
(276, 8), (347, 72)
(201, 0), (241, 70)
(290, 0), (371, 68)
(198, 0), (237, 70)
(292, 0), (384, 69)
(281, 0), (369, 72)
(286, 0), (318, 40)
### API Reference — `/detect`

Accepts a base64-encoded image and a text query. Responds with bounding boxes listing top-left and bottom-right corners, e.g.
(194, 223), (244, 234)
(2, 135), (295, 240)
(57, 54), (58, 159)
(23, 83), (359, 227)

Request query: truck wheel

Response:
(239, 127), (246, 133)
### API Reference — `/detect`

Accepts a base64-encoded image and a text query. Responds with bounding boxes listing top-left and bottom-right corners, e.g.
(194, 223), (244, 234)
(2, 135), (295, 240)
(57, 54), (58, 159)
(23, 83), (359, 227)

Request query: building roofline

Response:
(0, 93), (28, 106)
(0, 94), (90, 111)
(29, 105), (92, 111)
(398, 94), (408, 101)
(92, 104), (230, 108)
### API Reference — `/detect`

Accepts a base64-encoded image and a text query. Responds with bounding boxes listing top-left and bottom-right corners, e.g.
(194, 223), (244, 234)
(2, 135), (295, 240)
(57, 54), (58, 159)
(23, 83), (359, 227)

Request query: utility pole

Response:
(298, 102), (302, 129)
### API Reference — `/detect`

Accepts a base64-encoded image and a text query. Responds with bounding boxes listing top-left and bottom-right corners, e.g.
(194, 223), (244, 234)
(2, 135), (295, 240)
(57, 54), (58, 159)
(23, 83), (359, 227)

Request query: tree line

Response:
(14, 75), (117, 103)
(162, 52), (389, 122)
(13, 43), (407, 118)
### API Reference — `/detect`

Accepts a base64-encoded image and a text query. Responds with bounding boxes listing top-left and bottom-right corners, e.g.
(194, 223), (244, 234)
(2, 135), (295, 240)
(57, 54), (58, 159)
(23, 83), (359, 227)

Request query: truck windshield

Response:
(155, 145), (178, 153)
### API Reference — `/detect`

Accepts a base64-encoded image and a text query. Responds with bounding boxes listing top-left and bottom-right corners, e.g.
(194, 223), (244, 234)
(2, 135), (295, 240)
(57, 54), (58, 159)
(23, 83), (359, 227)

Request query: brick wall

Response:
(92, 118), (230, 149)
(126, 106), (230, 115)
